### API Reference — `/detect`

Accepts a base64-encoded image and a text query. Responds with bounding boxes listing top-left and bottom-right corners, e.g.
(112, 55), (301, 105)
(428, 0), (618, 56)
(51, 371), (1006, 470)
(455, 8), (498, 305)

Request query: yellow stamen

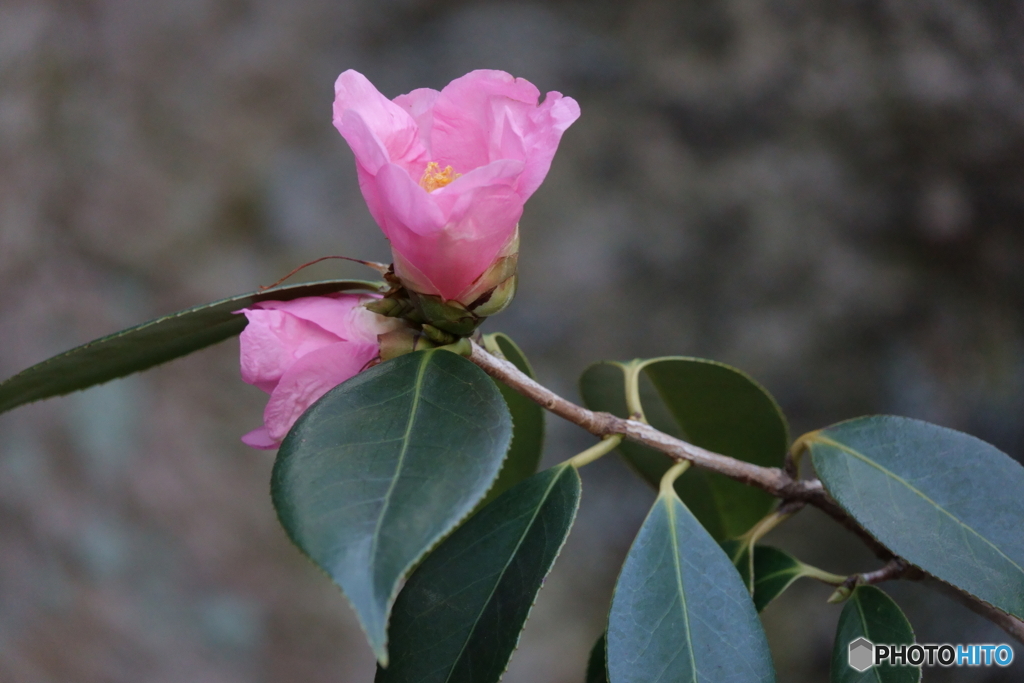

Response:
(420, 161), (461, 192)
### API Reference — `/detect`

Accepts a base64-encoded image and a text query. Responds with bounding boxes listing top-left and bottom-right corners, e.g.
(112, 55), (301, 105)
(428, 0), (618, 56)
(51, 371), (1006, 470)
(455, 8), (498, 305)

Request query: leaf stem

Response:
(659, 460), (691, 496)
(622, 360), (647, 421)
(567, 435), (624, 469)
(797, 563), (849, 587)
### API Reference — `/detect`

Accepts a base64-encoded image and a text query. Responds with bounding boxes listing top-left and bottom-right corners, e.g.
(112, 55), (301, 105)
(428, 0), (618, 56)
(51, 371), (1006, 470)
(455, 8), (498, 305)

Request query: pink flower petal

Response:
(408, 183), (524, 301)
(241, 426), (279, 450)
(250, 295), (366, 339)
(374, 162), (447, 238)
(430, 158), (523, 215)
(238, 308), (342, 393)
(393, 87), (440, 156)
(333, 70), (426, 172)
(261, 340), (378, 443)
(516, 92), (580, 200)
(430, 70), (541, 173)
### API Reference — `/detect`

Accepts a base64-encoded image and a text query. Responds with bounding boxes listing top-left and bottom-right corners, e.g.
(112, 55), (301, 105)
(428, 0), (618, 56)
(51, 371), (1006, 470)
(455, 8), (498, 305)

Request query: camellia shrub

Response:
(2, 70), (1022, 683)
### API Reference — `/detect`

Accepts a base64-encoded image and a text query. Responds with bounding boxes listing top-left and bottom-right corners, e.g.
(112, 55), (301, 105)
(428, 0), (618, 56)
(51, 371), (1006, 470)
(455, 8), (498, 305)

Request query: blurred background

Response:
(1, 0), (1023, 680)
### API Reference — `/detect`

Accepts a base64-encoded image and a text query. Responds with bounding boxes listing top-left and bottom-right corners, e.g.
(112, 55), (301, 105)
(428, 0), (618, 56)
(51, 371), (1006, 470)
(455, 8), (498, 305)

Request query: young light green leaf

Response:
(376, 465), (581, 683)
(807, 416), (1024, 620)
(608, 478), (776, 683)
(586, 633), (609, 683)
(479, 332), (545, 505)
(579, 358), (788, 539)
(831, 586), (919, 683)
(0, 278), (383, 415)
(272, 350), (513, 665)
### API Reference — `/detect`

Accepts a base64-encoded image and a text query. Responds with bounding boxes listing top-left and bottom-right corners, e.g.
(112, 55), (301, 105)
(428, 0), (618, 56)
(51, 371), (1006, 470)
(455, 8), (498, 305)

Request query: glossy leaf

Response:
(376, 465), (581, 683)
(751, 546), (804, 612)
(272, 350), (513, 665)
(586, 633), (609, 683)
(480, 333), (545, 505)
(0, 278), (383, 415)
(607, 482), (776, 683)
(580, 358), (788, 539)
(831, 586), (919, 683)
(808, 416), (1024, 620)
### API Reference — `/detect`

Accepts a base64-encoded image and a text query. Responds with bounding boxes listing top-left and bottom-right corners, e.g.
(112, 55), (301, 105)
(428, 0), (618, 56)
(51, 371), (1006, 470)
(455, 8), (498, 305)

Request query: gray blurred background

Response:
(1, 0), (1023, 681)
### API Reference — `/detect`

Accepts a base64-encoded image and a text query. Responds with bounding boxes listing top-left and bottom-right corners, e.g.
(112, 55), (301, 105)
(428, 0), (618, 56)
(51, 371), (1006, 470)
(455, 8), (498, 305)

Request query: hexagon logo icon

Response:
(848, 637), (875, 672)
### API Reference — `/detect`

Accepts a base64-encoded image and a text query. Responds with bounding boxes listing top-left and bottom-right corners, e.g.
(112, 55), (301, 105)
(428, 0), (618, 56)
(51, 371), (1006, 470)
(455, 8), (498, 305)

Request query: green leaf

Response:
(607, 480), (776, 683)
(830, 586), (919, 683)
(720, 541), (817, 612)
(376, 464), (581, 683)
(720, 539), (754, 593)
(807, 416), (1024, 620)
(0, 278), (383, 415)
(586, 633), (609, 683)
(272, 350), (513, 665)
(580, 358), (788, 539)
(479, 333), (544, 505)
(751, 546), (804, 612)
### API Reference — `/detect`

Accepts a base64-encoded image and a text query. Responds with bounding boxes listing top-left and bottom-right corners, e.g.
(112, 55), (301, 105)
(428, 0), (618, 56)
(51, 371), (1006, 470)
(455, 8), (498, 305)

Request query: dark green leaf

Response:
(376, 465), (581, 683)
(586, 633), (609, 683)
(808, 416), (1024, 620)
(751, 546), (804, 612)
(720, 542), (812, 612)
(580, 358), (788, 539)
(0, 279), (383, 415)
(608, 480), (776, 683)
(272, 350), (513, 665)
(479, 333), (544, 505)
(830, 586), (919, 683)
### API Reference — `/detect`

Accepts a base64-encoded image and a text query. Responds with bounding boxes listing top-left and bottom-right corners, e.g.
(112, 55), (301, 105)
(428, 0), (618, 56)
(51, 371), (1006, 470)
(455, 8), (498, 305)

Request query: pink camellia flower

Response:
(333, 69), (580, 303)
(237, 293), (400, 449)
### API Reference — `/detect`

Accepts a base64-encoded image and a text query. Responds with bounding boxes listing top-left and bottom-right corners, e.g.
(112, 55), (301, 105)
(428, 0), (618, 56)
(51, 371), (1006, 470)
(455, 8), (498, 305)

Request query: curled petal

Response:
(516, 92), (580, 200)
(333, 70), (426, 172)
(374, 162), (448, 239)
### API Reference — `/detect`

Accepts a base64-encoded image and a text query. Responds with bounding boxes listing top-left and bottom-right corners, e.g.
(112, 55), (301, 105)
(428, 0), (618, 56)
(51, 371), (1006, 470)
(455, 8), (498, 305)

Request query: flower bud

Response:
(377, 327), (436, 362)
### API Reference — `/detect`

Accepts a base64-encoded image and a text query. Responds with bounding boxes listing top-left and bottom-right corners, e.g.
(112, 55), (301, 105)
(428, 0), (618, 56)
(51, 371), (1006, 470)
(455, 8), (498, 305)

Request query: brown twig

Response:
(467, 340), (1024, 645)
